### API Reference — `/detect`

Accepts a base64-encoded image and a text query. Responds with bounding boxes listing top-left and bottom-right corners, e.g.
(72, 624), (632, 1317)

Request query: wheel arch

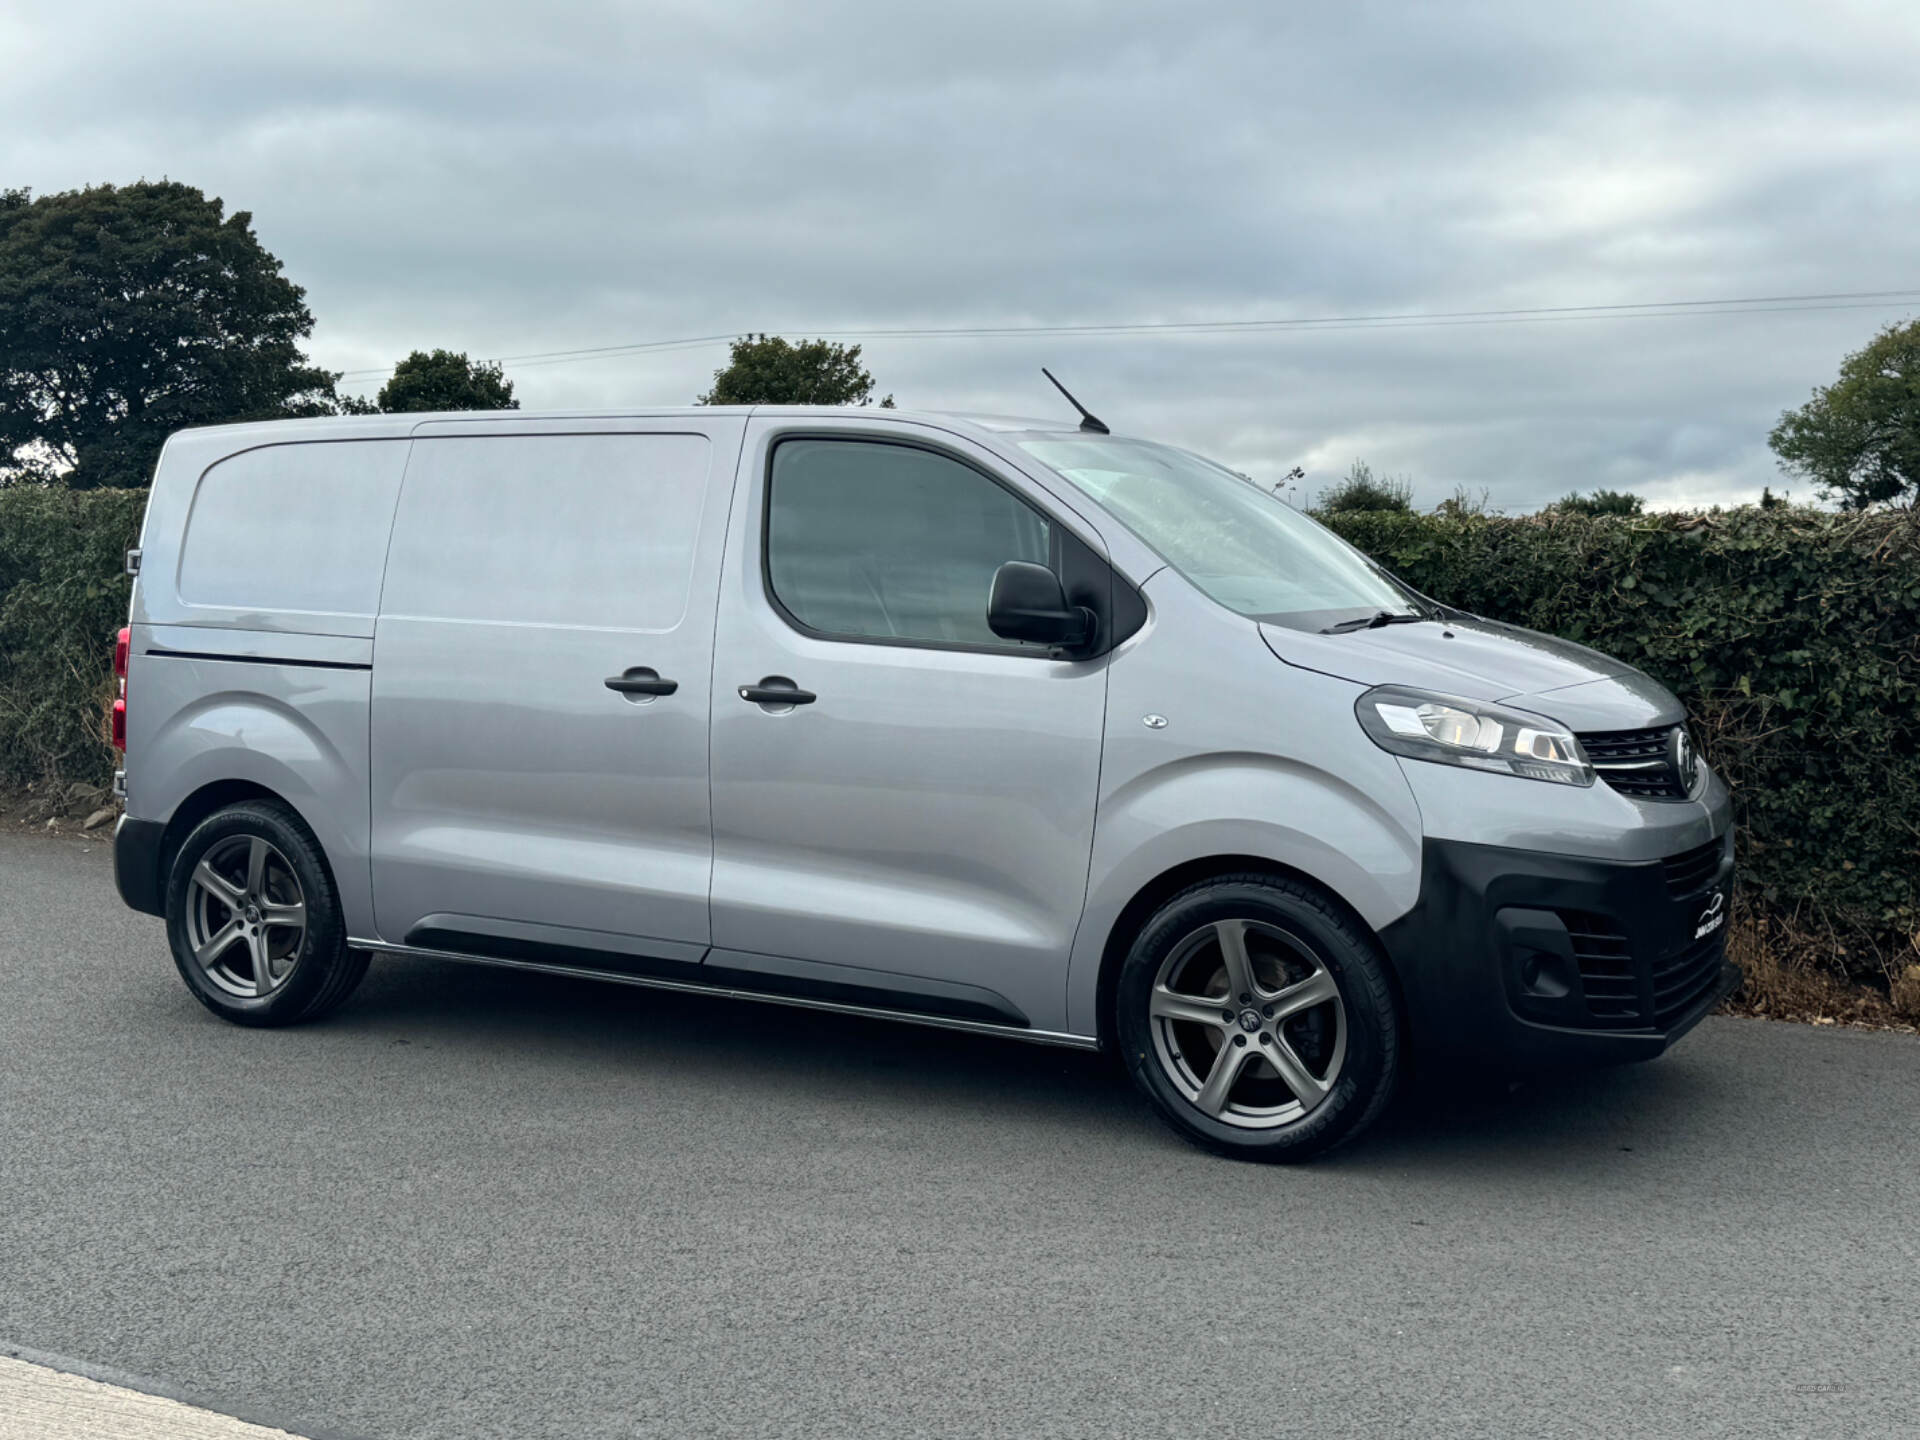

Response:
(1089, 854), (1409, 1053)
(157, 779), (312, 888)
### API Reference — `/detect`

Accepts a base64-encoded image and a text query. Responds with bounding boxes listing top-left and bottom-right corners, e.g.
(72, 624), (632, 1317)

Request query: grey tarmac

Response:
(1, 831), (1915, 1438)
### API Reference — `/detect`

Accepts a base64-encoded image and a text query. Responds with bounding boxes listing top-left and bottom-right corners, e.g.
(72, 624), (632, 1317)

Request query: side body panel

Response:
(1065, 570), (1428, 1039)
(123, 627), (380, 935)
(124, 427), (417, 934)
(706, 416), (1114, 1031)
(368, 419), (743, 954)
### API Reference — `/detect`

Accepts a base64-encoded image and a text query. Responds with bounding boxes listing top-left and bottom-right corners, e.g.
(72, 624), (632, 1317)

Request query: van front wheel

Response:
(164, 800), (368, 1026)
(1115, 874), (1400, 1162)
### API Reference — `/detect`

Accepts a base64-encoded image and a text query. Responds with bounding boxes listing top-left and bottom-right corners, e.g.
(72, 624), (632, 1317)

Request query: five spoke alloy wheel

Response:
(1148, 918), (1347, 1129)
(1117, 874), (1400, 1162)
(185, 834), (308, 998)
(164, 799), (369, 1026)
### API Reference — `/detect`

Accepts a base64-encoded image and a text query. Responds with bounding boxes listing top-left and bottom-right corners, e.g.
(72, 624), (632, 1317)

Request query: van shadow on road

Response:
(326, 951), (1736, 1177)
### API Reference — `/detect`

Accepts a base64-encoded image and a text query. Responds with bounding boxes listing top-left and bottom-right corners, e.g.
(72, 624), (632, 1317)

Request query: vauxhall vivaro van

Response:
(111, 405), (1737, 1160)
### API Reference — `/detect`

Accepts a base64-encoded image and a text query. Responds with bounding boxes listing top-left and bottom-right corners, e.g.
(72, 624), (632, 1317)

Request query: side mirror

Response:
(988, 561), (1093, 651)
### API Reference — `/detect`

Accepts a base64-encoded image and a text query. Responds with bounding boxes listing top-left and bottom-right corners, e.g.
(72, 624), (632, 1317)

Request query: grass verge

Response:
(1723, 906), (1919, 1033)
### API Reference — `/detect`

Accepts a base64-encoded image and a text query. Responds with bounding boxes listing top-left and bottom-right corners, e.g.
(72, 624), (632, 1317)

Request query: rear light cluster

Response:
(111, 626), (129, 751)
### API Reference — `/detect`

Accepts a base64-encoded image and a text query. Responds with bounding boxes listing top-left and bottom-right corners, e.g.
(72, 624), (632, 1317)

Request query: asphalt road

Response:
(2, 830), (1916, 1439)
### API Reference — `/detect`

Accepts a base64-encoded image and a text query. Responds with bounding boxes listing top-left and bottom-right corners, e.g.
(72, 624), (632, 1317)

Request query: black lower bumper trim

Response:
(1378, 835), (1740, 1072)
(113, 816), (167, 917)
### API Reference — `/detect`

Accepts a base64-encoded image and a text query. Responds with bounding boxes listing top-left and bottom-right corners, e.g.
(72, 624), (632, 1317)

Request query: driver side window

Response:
(765, 438), (1053, 648)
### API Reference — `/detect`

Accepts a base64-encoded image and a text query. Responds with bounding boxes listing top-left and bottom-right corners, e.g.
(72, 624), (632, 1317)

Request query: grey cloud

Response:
(5, 0), (1917, 508)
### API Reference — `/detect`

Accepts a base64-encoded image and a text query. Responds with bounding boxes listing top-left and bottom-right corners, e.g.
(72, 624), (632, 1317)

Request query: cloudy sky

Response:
(6, 0), (1918, 510)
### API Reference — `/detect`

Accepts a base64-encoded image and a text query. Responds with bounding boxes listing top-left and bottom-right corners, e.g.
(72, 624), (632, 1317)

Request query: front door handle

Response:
(605, 667), (678, 698)
(738, 677), (816, 707)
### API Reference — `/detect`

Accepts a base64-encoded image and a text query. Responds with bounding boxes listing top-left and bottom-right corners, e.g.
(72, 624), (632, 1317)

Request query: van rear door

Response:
(369, 419), (742, 963)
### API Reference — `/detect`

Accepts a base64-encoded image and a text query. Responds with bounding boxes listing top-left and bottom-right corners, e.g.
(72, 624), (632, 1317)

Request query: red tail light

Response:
(111, 626), (129, 751)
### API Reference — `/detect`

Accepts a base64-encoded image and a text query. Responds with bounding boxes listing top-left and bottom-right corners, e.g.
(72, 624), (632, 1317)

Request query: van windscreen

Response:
(1018, 437), (1428, 633)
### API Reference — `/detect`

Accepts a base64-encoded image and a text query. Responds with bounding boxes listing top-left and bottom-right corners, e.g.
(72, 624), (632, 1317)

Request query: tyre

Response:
(164, 800), (369, 1026)
(1115, 873), (1400, 1162)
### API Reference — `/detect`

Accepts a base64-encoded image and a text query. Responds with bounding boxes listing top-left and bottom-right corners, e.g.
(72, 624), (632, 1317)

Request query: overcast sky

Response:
(6, 0), (1918, 510)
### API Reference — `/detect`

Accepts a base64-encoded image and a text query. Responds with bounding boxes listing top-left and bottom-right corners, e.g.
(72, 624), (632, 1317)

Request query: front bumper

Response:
(1378, 832), (1739, 1071)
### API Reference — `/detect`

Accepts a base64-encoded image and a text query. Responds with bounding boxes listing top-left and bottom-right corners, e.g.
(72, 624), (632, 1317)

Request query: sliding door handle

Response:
(738, 677), (816, 707)
(605, 668), (678, 698)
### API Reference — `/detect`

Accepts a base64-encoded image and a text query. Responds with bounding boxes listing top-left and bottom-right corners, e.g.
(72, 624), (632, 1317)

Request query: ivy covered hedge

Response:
(3, 486), (1915, 974)
(0, 486), (145, 788)
(1322, 506), (1920, 969)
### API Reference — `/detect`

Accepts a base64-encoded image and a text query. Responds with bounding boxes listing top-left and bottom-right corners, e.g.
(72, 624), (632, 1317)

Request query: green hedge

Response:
(1322, 506), (1920, 966)
(4, 486), (1915, 971)
(0, 487), (145, 788)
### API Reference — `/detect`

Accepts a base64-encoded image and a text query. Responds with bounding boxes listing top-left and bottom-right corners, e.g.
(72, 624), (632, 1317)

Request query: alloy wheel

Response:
(1148, 918), (1347, 1129)
(184, 835), (308, 999)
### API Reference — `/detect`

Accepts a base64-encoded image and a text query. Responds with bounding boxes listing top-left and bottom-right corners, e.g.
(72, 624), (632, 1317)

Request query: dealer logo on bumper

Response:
(1694, 890), (1726, 940)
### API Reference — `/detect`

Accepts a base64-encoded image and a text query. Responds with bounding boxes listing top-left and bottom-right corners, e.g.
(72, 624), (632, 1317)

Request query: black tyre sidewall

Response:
(1116, 877), (1399, 1162)
(164, 801), (348, 1027)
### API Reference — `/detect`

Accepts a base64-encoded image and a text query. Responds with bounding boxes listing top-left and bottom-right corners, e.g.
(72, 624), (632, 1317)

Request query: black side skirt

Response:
(405, 925), (1030, 1030)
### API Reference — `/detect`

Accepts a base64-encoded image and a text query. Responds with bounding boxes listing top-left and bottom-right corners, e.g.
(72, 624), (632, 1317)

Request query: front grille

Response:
(1651, 931), (1727, 1030)
(1661, 838), (1723, 897)
(1562, 910), (1642, 1026)
(1578, 725), (1687, 799)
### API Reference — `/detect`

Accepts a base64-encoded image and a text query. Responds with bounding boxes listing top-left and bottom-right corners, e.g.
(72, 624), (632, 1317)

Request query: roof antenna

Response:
(1041, 368), (1110, 434)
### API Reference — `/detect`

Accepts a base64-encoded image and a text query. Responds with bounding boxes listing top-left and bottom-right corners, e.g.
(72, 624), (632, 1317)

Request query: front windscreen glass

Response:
(1018, 436), (1427, 632)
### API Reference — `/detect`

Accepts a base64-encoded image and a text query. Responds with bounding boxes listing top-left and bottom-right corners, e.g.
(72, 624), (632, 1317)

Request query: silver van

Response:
(111, 405), (1737, 1160)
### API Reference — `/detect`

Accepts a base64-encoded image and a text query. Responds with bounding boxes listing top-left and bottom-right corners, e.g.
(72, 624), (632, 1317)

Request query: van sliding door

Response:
(369, 420), (742, 962)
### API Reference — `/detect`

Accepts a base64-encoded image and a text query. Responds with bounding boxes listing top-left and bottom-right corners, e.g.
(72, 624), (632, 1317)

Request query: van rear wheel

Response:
(1115, 874), (1400, 1162)
(164, 800), (368, 1026)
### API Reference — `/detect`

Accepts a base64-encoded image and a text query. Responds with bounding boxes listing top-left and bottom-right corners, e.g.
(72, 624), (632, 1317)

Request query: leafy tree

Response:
(697, 334), (893, 407)
(0, 182), (341, 488)
(1317, 460), (1412, 514)
(1770, 319), (1920, 510)
(1552, 488), (1645, 517)
(363, 348), (518, 414)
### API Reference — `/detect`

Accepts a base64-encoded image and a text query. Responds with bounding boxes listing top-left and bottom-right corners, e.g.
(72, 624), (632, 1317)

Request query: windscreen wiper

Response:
(1321, 610), (1429, 634)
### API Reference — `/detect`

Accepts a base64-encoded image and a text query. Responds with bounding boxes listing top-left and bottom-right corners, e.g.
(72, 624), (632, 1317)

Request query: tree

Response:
(1770, 319), (1920, 509)
(1317, 460), (1412, 514)
(697, 334), (893, 407)
(364, 349), (518, 413)
(1551, 489), (1644, 517)
(0, 182), (341, 488)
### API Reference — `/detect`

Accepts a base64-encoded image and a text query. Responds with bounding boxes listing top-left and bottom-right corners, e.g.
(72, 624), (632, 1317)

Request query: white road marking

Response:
(0, 1355), (312, 1440)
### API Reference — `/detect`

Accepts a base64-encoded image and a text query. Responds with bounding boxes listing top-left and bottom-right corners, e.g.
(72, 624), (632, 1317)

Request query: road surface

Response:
(1, 830), (1914, 1438)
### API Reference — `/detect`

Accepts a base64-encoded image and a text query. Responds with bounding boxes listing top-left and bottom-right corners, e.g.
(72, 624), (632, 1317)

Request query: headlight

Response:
(1355, 685), (1594, 787)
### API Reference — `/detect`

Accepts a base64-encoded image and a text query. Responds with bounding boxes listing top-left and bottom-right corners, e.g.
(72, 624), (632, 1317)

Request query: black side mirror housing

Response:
(988, 560), (1093, 651)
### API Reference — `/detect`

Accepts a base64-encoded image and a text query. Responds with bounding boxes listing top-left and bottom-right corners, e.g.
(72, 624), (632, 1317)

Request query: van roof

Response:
(165, 406), (1101, 445)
